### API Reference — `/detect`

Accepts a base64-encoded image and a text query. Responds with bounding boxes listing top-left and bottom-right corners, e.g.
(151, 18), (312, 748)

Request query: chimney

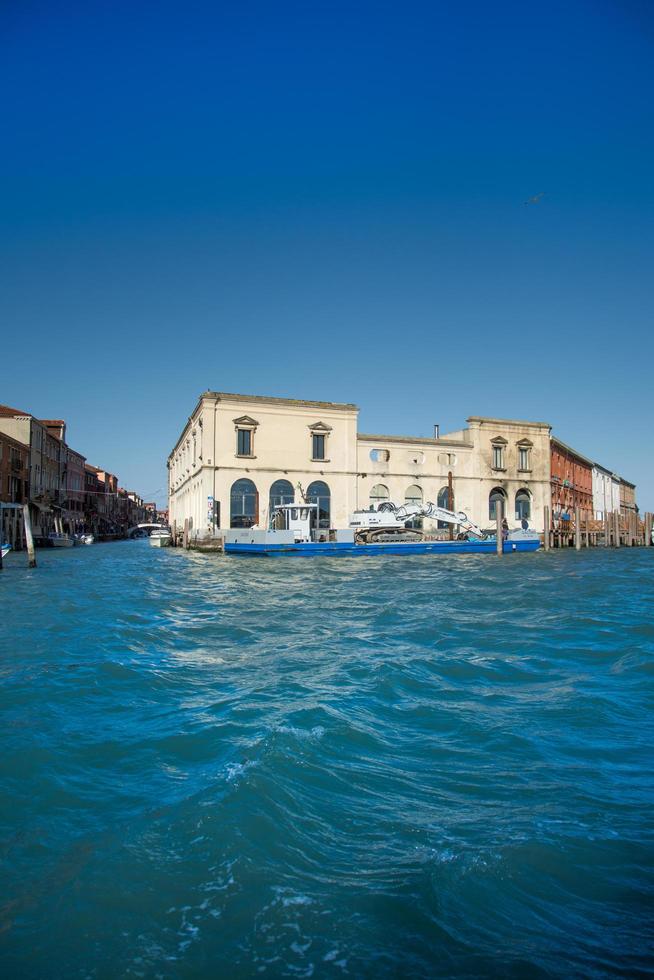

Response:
(433, 424), (440, 439)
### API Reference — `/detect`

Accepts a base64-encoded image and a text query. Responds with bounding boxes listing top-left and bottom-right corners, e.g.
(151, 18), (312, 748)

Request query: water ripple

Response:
(0, 542), (653, 977)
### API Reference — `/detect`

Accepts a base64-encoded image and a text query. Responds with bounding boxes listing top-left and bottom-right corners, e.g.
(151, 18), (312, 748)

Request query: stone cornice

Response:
(357, 433), (470, 448)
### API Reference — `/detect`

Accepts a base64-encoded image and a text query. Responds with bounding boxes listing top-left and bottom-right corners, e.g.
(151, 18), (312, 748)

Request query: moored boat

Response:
(49, 532), (74, 548)
(223, 500), (541, 557)
(1, 542), (11, 559)
(149, 527), (172, 547)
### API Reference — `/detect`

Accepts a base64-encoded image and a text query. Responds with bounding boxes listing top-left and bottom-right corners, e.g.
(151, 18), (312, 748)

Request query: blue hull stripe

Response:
(224, 539), (541, 557)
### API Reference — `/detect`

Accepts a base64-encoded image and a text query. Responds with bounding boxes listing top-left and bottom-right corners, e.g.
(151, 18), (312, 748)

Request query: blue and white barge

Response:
(223, 502), (541, 557)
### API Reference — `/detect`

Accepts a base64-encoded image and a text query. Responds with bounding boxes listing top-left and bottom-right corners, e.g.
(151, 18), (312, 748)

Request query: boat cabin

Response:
(271, 503), (318, 543)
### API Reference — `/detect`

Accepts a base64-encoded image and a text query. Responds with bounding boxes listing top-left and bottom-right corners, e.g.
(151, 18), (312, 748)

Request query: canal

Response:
(1, 541), (653, 976)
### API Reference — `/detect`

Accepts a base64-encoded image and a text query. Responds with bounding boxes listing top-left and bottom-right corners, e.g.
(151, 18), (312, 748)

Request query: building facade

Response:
(168, 392), (553, 538)
(619, 478), (637, 517)
(592, 464), (621, 519)
(550, 438), (594, 525)
(63, 446), (87, 532)
(0, 430), (30, 549)
(0, 405), (64, 536)
(1, 402), (149, 546)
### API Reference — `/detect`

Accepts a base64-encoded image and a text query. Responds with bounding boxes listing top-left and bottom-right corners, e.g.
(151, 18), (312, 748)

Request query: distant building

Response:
(619, 478), (637, 517)
(168, 391), (552, 538)
(64, 446), (87, 531)
(0, 429), (30, 548)
(592, 464), (621, 519)
(550, 438), (594, 524)
(0, 404), (65, 537)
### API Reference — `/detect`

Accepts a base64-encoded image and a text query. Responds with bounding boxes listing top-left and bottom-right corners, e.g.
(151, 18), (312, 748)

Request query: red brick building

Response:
(550, 437), (594, 525)
(0, 430), (30, 548)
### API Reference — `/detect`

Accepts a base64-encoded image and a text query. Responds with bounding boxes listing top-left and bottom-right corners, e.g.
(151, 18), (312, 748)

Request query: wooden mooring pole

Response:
(613, 510), (621, 548)
(448, 471), (454, 541)
(183, 518), (189, 551)
(496, 500), (503, 556)
(543, 505), (550, 551)
(574, 507), (581, 551)
(22, 503), (37, 568)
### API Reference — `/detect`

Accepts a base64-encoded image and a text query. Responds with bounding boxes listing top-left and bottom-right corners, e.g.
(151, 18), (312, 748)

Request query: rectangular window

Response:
(237, 429), (252, 456)
(312, 434), (325, 460)
(519, 447), (530, 470)
(492, 446), (504, 469)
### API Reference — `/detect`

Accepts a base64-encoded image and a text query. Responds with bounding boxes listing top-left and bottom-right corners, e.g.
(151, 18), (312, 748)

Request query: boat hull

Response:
(1, 544), (10, 559)
(224, 538), (541, 557)
(150, 535), (171, 547)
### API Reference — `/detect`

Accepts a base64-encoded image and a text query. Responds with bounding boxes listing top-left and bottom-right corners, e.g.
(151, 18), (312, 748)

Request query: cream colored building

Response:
(168, 392), (552, 539)
(592, 464), (621, 519)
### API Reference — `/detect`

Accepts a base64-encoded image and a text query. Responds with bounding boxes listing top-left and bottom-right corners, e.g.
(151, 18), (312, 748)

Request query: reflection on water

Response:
(1, 541), (653, 977)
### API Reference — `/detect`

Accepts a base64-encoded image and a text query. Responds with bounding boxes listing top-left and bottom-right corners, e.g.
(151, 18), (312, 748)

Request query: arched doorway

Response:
(306, 481), (331, 529)
(405, 485), (423, 529)
(489, 487), (507, 521)
(515, 488), (531, 522)
(370, 484), (389, 508)
(230, 478), (258, 528)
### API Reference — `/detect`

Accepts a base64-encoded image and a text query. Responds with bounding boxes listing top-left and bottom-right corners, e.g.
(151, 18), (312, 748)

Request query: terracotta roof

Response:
(0, 403), (31, 417)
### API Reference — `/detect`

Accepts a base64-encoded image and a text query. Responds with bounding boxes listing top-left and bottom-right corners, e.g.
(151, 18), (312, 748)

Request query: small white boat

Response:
(1, 542), (11, 559)
(150, 527), (172, 547)
(49, 533), (74, 548)
(74, 533), (94, 546)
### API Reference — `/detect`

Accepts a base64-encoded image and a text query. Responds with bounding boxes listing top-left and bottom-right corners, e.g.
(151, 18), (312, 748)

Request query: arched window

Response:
(370, 484), (389, 509)
(269, 479), (294, 512)
(437, 485), (453, 528)
(405, 485), (423, 530)
(230, 478), (258, 528)
(515, 488), (531, 521)
(307, 481), (331, 529)
(489, 487), (507, 521)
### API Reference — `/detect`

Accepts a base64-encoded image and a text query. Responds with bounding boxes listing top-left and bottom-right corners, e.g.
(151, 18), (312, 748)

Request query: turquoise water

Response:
(1, 542), (653, 978)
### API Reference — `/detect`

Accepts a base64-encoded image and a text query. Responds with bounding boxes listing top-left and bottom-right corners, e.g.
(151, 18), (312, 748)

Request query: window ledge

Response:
(492, 467), (507, 472)
(235, 454), (257, 459)
(517, 468), (532, 474)
(311, 458), (330, 463)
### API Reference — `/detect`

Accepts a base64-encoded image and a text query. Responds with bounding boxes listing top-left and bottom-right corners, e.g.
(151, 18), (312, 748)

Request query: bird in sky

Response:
(524, 192), (545, 205)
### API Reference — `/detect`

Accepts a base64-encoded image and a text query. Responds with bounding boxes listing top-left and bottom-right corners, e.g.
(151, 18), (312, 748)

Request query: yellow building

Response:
(168, 392), (552, 539)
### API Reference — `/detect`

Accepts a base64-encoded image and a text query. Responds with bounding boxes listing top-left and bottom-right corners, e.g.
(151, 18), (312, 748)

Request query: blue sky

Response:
(2, 0), (653, 508)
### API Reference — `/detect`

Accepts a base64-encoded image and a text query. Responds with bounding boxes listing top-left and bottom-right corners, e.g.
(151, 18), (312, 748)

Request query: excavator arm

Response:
(378, 501), (487, 539)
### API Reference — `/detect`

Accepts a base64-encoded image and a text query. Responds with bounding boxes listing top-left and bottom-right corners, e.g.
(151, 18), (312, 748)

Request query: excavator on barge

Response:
(348, 501), (487, 543)
(224, 494), (540, 554)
